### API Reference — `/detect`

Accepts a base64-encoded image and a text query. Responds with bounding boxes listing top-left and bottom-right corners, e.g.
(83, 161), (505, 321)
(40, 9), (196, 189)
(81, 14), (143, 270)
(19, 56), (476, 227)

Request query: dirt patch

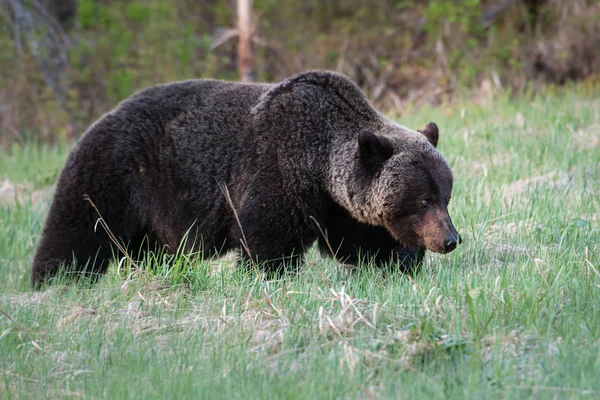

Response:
(0, 290), (61, 309)
(0, 180), (54, 205)
(502, 171), (572, 200)
(465, 153), (512, 179)
(208, 250), (238, 276)
(572, 124), (600, 151)
(0, 180), (31, 204)
(487, 220), (542, 239)
(56, 305), (97, 329)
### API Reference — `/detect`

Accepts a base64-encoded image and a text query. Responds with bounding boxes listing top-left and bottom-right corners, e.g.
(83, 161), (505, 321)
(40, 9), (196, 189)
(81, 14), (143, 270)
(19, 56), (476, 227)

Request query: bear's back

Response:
(115, 79), (273, 129)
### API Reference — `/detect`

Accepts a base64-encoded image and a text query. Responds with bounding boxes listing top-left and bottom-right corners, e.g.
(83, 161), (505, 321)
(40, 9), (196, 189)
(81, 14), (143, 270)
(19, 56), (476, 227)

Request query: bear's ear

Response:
(358, 131), (395, 169)
(417, 122), (439, 148)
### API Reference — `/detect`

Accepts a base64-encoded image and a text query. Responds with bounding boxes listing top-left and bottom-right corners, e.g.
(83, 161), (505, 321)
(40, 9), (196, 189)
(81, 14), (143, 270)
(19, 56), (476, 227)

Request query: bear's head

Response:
(337, 122), (461, 254)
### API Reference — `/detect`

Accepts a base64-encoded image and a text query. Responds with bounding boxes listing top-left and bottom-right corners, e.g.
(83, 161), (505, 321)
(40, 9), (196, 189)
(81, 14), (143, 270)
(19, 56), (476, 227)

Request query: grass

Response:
(1, 86), (599, 399)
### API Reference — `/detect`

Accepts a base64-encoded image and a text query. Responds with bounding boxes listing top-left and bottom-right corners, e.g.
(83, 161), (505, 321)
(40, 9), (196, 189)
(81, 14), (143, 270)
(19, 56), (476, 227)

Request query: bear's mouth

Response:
(387, 227), (456, 255)
(385, 227), (423, 253)
(418, 237), (448, 254)
(427, 243), (453, 254)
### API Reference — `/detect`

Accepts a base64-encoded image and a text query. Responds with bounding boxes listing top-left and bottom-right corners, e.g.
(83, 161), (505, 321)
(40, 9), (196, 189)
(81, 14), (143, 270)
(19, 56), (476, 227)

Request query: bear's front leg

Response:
(318, 203), (425, 274)
(231, 199), (319, 275)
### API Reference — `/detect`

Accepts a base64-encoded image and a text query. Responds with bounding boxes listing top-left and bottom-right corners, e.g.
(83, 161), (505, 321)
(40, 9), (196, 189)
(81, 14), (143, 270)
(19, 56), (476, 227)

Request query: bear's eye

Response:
(421, 199), (431, 208)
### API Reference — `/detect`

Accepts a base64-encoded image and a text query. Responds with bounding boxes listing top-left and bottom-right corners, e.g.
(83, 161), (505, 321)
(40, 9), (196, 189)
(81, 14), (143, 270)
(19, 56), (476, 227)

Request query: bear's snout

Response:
(417, 210), (461, 254)
(435, 219), (460, 254)
(442, 231), (462, 253)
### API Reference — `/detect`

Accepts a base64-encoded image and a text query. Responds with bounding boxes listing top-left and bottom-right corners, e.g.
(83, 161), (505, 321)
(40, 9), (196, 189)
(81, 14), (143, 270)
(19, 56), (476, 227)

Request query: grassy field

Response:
(1, 87), (599, 399)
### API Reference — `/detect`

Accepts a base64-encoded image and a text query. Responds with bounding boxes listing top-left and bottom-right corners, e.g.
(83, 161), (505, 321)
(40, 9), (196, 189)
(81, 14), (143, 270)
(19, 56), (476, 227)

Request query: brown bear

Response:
(31, 70), (460, 287)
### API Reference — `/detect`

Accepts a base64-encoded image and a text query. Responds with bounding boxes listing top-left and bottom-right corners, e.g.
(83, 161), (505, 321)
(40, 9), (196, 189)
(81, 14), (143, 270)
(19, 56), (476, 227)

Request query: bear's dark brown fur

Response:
(31, 71), (459, 287)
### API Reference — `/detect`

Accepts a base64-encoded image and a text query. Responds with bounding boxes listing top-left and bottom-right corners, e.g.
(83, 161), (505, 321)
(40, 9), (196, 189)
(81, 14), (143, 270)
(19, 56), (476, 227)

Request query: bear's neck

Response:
(326, 141), (383, 226)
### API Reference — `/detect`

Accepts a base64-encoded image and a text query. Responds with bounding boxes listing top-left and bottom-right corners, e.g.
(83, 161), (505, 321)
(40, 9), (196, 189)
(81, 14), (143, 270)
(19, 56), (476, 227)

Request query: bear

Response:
(31, 70), (460, 288)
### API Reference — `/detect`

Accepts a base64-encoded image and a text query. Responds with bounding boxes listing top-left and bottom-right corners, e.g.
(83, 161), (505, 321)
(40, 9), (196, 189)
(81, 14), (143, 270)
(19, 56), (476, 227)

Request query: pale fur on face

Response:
(327, 118), (451, 228)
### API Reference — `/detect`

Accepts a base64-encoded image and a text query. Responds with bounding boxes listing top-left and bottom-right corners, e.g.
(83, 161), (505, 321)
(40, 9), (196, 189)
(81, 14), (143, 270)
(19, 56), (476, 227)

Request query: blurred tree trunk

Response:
(237, 0), (254, 82)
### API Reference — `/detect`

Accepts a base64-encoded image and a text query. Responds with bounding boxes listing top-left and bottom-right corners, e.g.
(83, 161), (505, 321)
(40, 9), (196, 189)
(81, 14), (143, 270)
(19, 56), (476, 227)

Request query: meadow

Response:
(1, 87), (599, 399)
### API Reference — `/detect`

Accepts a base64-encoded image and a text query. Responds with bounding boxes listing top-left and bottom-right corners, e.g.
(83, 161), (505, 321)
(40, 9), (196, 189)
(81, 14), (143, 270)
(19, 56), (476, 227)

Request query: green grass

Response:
(1, 87), (599, 399)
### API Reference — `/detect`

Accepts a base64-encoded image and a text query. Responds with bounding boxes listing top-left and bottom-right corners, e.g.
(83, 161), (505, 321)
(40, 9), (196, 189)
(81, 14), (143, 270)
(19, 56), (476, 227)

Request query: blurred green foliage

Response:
(0, 0), (599, 145)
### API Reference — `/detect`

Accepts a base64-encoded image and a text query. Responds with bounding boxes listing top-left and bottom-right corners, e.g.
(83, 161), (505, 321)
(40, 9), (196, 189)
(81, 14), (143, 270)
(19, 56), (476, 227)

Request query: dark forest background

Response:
(1, 0), (599, 146)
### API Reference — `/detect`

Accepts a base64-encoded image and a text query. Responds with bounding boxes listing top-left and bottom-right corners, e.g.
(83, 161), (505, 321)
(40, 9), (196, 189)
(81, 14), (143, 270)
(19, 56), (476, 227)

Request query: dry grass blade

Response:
(0, 307), (17, 323)
(261, 289), (283, 317)
(84, 194), (140, 270)
(218, 183), (258, 271)
(29, 340), (44, 352)
(56, 305), (97, 328)
(309, 215), (339, 264)
(583, 246), (600, 279)
(326, 315), (344, 339)
(345, 295), (375, 330)
(155, 291), (172, 310)
(0, 328), (14, 340)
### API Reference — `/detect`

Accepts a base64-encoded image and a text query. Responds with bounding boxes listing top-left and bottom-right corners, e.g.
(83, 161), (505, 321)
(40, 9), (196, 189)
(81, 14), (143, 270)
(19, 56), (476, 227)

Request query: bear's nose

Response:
(444, 233), (461, 252)
(444, 239), (457, 252)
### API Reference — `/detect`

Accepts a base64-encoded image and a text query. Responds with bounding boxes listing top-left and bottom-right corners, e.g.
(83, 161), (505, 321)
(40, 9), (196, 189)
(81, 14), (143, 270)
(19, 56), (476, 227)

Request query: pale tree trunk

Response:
(237, 0), (254, 82)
